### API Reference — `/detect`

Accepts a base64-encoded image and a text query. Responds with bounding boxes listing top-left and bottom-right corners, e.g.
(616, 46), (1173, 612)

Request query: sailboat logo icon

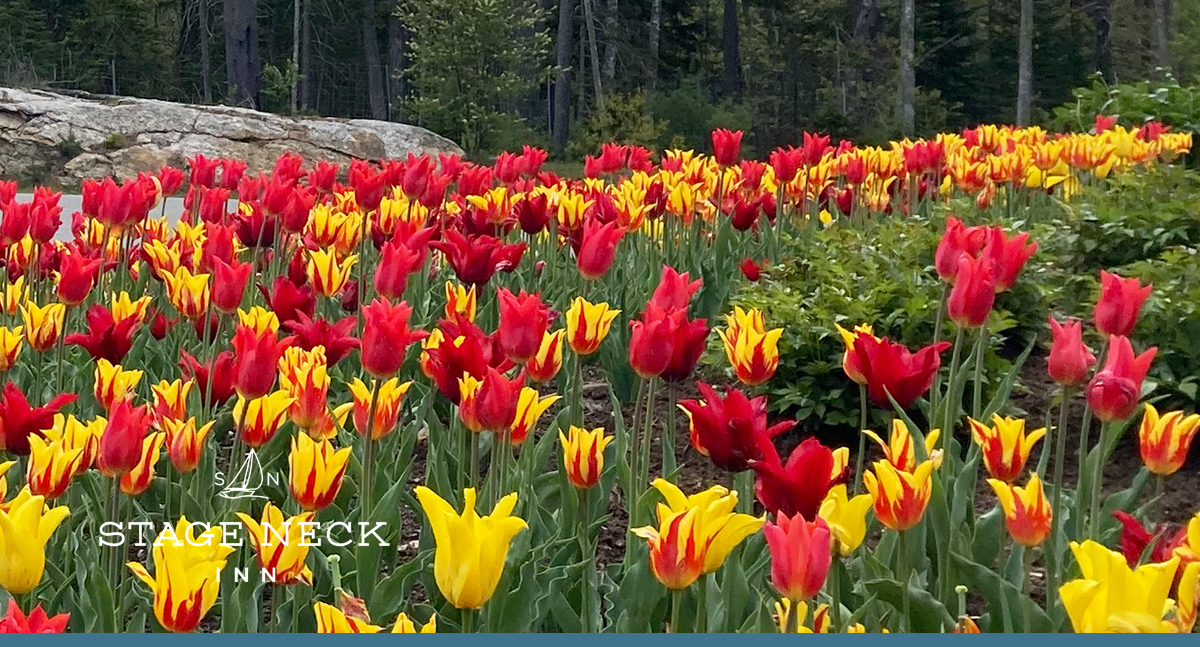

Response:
(218, 449), (270, 500)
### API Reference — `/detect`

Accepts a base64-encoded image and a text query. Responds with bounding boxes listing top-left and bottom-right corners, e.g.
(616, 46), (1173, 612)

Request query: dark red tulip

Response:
(212, 257), (253, 314)
(680, 382), (793, 473)
(649, 265), (702, 312)
(0, 383), (77, 456)
(431, 230), (526, 287)
(97, 399), (153, 477)
(231, 325), (294, 399)
(946, 254), (995, 328)
(259, 276), (317, 330)
(1094, 271), (1152, 337)
(660, 317), (710, 383)
(1086, 335), (1156, 423)
(730, 195), (763, 231)
(180, 350), (237, 407)
(628, 303), (682, 379)
(1047, 318), (1096, 388)
(147, 307), (177, 340)
(515, 193), (552, 235)
(289, 313), (359, 366)
(577, 218), (624, 281)
(752, 437), (846, 520)
(497, 288), (550, 364)
(740, 258), (764, 282)
(855, 332), (950, 409)
(65, 304), (139, 363)
(711, 128), (743, 166)
(361, 298), (425, 379)
(1111, 511), (1186, 567)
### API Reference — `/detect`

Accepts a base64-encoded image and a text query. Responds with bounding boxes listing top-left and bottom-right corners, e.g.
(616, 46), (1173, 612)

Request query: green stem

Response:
(971, 325), (987, 420)
(627, 379), (647, 529)
(1152, 474), (1165, 523)
(670, 589), (682, 633)
(291, 584), (309, 633)
(897, 530), (911, 633)
(578, 488), (592, 633)
(461, 607), (475, 634)
(695, 575), (707, 633)
(470, 429), (481, 491)
(930, 283), (948, 417)
(361, 379), (380, 520)
(943, 327), (966, 441)
(1048, 387), (1073, 612)
(1087, 422), (1114, 540)
(269, 584), (280, 633)
(1075, 340), (1109, 539)
(854, 384), (868, 495)
(830, 559), (843, 632)
(108, 475), (123, 630)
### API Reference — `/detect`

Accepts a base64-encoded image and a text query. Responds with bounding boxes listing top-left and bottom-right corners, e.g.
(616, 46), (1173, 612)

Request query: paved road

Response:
(15, 193), (236, 240)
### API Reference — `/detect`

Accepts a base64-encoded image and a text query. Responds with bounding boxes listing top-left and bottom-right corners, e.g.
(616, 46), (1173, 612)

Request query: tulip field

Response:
(0, 121), (1198, 634)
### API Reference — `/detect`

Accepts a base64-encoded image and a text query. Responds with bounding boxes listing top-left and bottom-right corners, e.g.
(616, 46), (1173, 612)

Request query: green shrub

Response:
(734, 217), (1038, 432)
(567, 92), (666, 160)
(1049, 74), (1200, 150)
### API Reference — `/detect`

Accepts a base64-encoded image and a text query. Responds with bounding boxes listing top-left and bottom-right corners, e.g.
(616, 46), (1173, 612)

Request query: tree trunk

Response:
(897, 0), (915, 135)
(582, 0), (604, 112)
(552, 0), (575, 152)
(647, 0), (661, 94)
(1153, 0), (1170, 70)
(602, 0), (617, 80)
(388, 4), (407, 121)
(291, 0), (301, 113)
(1016, 0), (1032, 125)
(721, 0), (744, 100)
(852, 0), (879, 41)
(300, 0), (311, 110)
(362, 0), (388, 119)
(223, 0), (261, 109)
(1086, 0), (1113, 82)
(199, 0), (212, 102)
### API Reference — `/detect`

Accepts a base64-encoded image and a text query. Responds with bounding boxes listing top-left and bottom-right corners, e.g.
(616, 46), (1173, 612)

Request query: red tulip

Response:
(980, 226), (1036, 292)
(289, 313), (359, 366)
(200, 222), (238, 270)
(374, 239), (423, 301)
(55, 252), (103, 306)
(349, 160), (387, 213)
(1047, 318), (1096, 387)
(0, 200), (30, 245)
(232, 201), (277, 247)
(220, 158), (249, 190)
(659, 317), (710, 384)
(711, 128), (743, 166)
(1111, 511), (1187, 568)
(649, 265), (702, 312)
(628, 303), (682, 379)
(211, 257), (252, 314)
(472, 367), (526, 433)
(1086, 335), (1156, 423)
(29, 188), (63, 244)
(401, 155), (434, 199)
(751, 437), (846, 520)
(421, 320), (512, 403)
(0, 600), (70, 633)
(729, 195), (763, 231)
(361, 298), (425, 379)
(179, 350), (237, 407)
(65, 304), (139, 363)
(739, 258), (764, 282)
(934, 217), (988, 283)
(259, 276), (317, 330)
(231, 325), (293, 399)
(189, 154), (221, 188)
(431, 229), (526, 287)
(277, 185), (316, 234)
(577, 218), (624, 281)
(946, 254), (995, 328)
(1093, 114), (1118, 133)
(515, 193), (552, 235)
(97, 399), (153, 477)
(764, 513), (832, 601)
(158, 166), (185, 196)
(855, 332), (950, 409)
(1094, 271), (1152, 337)
(0, 383), (77, 456)
(497, 289), (550, 363)
(148, 308), (177, 340)
(680, 382), (793, 473)
(308, 160), (339, 193)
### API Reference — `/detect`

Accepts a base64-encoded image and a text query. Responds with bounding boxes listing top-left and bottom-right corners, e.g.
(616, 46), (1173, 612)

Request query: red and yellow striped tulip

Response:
(163, 417), (215, 474)
(26, 435), (83, 499)
(236, 502), (315, 585)
(94, 359), (143, 412)
(19, 302), (65, 352)
(565, 297), (620, 356)
(120, 431), (166, 496)
(1138, 403), (1200, 476)
(716, 306), (782, 386)
(987, 473), (1052, 547)
(862, 456), (939, 531)
(289, 433), (351, 512)
(969, 414), (1045, 483)
(128, 518), (235, 632)
(559, 425), (612, 490)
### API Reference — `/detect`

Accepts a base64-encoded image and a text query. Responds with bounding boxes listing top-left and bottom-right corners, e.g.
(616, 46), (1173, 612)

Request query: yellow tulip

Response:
(111, 291), (152, 325)
(236, 502), (315, 585)
(862, 457), (938, 531)
(969, 414), (1046, 483)
(444, 281), (477, 322)
(716, 306), (782, 386)
(162, 266), (211, 320)
(564, 297), (620, 355)
(1059, 540), (1188, 633)
(43, 413), (105, 475)
(509, 388), (560, 445)
(818, 484), (874, 556)
(0, 488), (71, 594)
(128, 517), (236, 633)
(26, 434), (84, 499)
(774, 598), (814, 633)
(2, 276), (27, 316)
(414, 486), (527, 609)
(289, 433), (351, 512)
(0, 326), (23, 372)
(862, 419), (942, 474)
(20, 301), (66, 352)
(559, 426), (613, 490)
(391, 612), (437, 633)
(237, 306), (281, 334)
(313, 601), (382, 633)
(307, 249), (357, 297)
(0, 460), (13, 504)
(94, 358), (144, 412)
(647, 478), (764, 575)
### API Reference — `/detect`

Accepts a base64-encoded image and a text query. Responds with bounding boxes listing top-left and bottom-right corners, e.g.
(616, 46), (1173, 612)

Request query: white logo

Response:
(217, 449), (271, 500)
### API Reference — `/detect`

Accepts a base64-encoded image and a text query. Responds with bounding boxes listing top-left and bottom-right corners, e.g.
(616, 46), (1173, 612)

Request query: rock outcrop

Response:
(0, 87), (463, 184)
